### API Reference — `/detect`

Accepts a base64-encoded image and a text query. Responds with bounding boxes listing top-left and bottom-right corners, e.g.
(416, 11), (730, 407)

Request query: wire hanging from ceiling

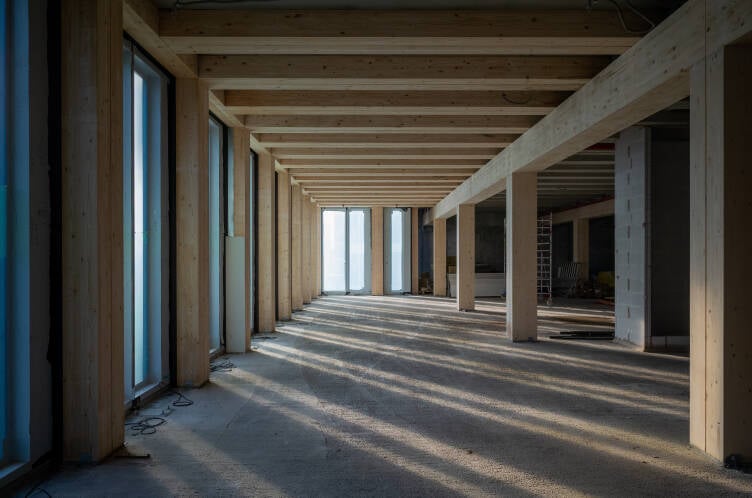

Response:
(588, 0), (656, 35)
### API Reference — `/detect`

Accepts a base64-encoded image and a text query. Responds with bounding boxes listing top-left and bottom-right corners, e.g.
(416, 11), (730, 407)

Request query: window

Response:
(0, 0), (8, 465)
(384, 208), (411, 294)
(208, 116), (227, 353)
(322, 208), (371, 294)
(123, 40), (170, 401)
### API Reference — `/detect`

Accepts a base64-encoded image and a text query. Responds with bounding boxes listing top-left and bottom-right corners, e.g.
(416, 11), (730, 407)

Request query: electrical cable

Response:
(210, 358), (235, 372)
(602, 0), (656, 34)
(24, 481), (52, 498)
(169, 390), (194, 407)
(501, 92), (532, 106)
(125, 417), (167, 436)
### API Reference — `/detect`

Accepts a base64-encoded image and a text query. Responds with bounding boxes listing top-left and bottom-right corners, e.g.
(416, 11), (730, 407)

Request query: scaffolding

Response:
(537, 213), (553, 305)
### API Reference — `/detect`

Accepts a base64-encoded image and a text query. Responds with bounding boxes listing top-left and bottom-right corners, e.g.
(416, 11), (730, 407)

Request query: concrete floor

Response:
(28, 296), (752, 497)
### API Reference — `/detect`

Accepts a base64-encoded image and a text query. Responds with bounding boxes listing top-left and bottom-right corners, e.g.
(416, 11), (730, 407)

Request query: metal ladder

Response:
(537, 213), (553, 305)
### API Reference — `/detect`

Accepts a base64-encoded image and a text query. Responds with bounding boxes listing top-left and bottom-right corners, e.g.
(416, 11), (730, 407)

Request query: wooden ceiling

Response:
(127, 2), (658, 208)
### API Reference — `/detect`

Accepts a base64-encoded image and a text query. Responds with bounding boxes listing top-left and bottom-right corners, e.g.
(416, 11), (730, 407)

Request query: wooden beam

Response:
(456, 204), (475, 311)
(226, 90), (568, 115)
(371, 207), (384, 295)
(256, 133), (519, 148)
(434, 0), (752, 218)
(288, 169), (477, 177)
(62, 0), (125, 462)
(123, 0), (196, 78)
(280, 159), (485, 169)
(277, 170), (292, 321)
(321, 202), (437, 208)
(257, 151), (276, 332)
(270, 147), (500, 160)
(174, 78), (210, 386)
(304, 186), (456, 192)
(208, 90), (244, 128)
(202, 54), (608, 91)
(245, 114), (539, 134)
(298, 182), (463, 188)
(159, 9), (641, 55)
(291, 185), (303, 311)
(433, 217), (447, 297)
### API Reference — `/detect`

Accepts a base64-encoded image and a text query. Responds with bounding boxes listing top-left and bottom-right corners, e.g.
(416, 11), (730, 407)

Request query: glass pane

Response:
(322, 210), (346, 292)
(133, 72), (147, 385)
(208, 120), (221, 351)
(391, 210), (403, 292)
(0, 2), (7, 458)
(348, 210), (365, 291)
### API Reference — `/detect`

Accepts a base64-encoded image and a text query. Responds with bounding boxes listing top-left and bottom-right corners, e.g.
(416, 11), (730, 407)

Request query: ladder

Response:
(537, 213), (553, 305)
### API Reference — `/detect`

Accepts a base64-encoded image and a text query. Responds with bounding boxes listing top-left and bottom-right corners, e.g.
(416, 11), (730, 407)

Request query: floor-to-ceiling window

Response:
(384, 208), (411, 294)
(248, 152), (256, 330)
(0, 0), (8, 465)
(322, 208), (371, 294)
(208, 116), (226, 353)
(123, 40), (170, 401)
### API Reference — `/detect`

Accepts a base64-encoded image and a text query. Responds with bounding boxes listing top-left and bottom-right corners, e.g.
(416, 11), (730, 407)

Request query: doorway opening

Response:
(322, 208), (371, 294)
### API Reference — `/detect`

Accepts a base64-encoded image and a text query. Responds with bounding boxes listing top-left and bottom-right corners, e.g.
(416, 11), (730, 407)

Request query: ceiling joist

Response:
(158, 9), (643, 56)
(199, 54), (610, 91)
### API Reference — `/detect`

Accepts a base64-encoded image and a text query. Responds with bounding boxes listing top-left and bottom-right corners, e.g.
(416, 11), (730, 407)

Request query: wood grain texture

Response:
(433, 217), (447, 297)
(257, 152), (276, 332)
(160, 9), (640, 55)
(456, 204), (475, 311)
(61, 0), (124, 462)
(175, 78), (210, 386)
(506, 172), (537, 342)
(277, 170), (292, 321)
(371, 207), (384, 296)
(291, 185), (303, 311)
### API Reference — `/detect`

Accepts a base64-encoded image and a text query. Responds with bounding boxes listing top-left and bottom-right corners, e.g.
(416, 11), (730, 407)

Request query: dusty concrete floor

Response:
(29, 296), (752, 497)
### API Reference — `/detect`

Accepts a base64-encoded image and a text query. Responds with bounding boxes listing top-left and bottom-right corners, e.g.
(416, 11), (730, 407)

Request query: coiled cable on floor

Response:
(169, 390), (194, 407)
(125, 417), (167, 436)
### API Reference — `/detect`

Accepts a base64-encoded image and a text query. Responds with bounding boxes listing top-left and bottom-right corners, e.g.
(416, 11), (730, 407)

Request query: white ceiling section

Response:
(148, 0), (686, 210)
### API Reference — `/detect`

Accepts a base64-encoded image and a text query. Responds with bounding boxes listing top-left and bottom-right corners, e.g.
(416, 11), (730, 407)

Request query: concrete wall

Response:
(615, 125), (690, 350)
(615, 127), (649, 348)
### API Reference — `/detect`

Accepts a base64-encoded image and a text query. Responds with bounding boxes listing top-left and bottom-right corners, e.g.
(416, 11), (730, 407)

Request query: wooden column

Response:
(506, 172), (538, 342)
(61, 0), (124, 462)
(308, 202), (318, 300)
(371, 207), (384, 296)
(456, 204), (475, 311)
(689, 45), (752, 461)
(314, 205), (321, 297)
(175, 78), (210, 381)
(411, 208), (420, 294)
(573, 218), (590, 280)
(257, 151), (276, 333)
(291, 185), (303, 310)
(276, 170), (292, 321)
(226, 127), (251, 352)
(433, 217), (447, 296)
(302, 196), (312, 304)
